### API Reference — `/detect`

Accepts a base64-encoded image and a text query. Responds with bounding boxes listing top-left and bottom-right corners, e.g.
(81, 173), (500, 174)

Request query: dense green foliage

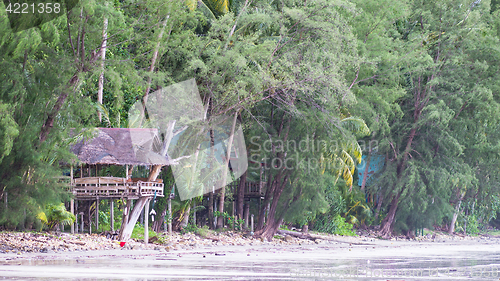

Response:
(1, 0), (500, 238)
(36, 203), (76, 230)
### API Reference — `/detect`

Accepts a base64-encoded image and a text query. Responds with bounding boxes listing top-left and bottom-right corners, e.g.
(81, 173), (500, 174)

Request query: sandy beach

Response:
(1, 231), (500, 280)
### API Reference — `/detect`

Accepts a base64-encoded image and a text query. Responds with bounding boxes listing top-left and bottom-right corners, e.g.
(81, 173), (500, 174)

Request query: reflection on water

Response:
(1, 249), (500, 280)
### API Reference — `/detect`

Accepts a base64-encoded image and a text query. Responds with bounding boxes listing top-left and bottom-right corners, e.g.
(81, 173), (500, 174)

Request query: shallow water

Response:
(1, 244), (500, 280)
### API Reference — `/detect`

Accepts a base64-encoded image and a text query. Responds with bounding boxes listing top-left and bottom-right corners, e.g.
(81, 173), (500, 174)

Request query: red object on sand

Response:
(120, 242), (126, 247)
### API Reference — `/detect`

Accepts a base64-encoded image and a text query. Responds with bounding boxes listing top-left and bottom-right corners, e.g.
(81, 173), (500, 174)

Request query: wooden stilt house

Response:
(69, 128), (173, 241)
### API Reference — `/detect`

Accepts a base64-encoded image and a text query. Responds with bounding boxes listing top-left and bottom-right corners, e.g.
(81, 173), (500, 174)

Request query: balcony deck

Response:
(226, 181), (265, 198)
(71, 177), (164, 200)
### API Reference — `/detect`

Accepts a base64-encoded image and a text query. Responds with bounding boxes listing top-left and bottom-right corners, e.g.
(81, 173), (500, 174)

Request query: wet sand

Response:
(1, 236), (500, 280)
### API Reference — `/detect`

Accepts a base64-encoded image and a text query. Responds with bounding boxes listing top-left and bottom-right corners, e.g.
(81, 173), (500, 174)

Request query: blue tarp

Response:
(356, 153), (384, 187)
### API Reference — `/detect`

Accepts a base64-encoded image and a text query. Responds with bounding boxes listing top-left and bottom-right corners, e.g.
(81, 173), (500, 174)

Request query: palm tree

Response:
(37, 203), (76, 231)
(186, 0), (237, 19)
(320, 117), (370, 189)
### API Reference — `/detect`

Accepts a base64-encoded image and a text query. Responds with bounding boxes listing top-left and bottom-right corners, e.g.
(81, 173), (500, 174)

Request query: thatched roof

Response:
(71, 128), (173, 166)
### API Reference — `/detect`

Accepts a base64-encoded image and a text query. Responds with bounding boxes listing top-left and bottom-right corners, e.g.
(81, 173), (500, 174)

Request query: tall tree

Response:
(238, 0), (370, 240)
(348, 0), (500, 236)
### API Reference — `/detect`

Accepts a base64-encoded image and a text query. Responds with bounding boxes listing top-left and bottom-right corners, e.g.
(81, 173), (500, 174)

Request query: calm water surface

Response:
(1, 244), (500, 280)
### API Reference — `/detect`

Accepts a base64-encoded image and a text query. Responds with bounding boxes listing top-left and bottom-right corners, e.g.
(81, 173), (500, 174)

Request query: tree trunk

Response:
(208, 117), (215, 229)
(449, 198), (462, 234)
(142, 15), (170, 106)
(255, 175), (288, 241)
(180, 203), (191, 229)
(256, 167), (280, 231)
(217, 112), (238, 228)
(255, 112), (292, 233)
(208, 192), (214, 229)
(97, 10), (108, 122)
(258, 218), (281, 241)
(39, 11), (103, 145)
(119, 199), (130, 234)
(236, 171), (247, 220)
(152, 203), (167, 233)
(118, 197), (150, 241)
(378, 125), (418, 236)
(147, 165), (162, 182)
(39, 74), (79, 145)
(374, 192), (383, 222)
(244, 202), (250, 229)
(378, 192), (401, 237)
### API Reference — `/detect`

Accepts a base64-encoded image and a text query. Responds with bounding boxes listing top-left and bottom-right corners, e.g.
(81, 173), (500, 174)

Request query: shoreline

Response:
(0, 229), (499, 261)
(2, 231), (500, 280)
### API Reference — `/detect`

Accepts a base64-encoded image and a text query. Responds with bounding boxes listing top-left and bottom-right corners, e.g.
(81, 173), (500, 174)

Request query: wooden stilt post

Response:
(95, 198), (99, 232)
(110, 200), (114, 232)
(81, 213), (84, 233)
(70, 165), (74, 234)
(193, 203), (197, 226)
(232, 201), (235, 217)
(75, 200), (79, 233)
(89, 203), (92, 234)
(251, 214), (254, 233)
(168, 197), (172, 234)
(144, 199), (149, 245)
(231, 201), (235, 229)
(244, 202), (250, 229)
(70, 200), (75, 234)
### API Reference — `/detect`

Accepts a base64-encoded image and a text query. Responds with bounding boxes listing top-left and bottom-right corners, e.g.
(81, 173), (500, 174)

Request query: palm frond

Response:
(186, 0), (197, 11)
(340, 117), (370, 136)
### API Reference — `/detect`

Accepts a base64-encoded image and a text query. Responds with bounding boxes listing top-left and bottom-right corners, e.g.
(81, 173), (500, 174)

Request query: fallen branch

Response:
(276, 230), (372, 245)
(66, 240), (86, 246)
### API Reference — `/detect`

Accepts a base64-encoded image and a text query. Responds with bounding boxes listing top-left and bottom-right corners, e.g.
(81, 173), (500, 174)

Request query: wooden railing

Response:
(245, 181), (263, 196)
(72, 177), (163, 199)
(228, 181), (265, 197)
(137, 181), (164, 197)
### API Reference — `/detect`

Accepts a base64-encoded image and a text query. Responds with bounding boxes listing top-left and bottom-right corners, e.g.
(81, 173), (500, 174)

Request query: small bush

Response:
(279, 224), (290, 230)
(131, 223), (160, 242)
(464, 215), (480, 235)
(314, 214), (356, 236)
(180, 224), (213, 237)
(37, 203), (76, 231)
(181, 223), (198, 233)
(194, 225), (211, 237)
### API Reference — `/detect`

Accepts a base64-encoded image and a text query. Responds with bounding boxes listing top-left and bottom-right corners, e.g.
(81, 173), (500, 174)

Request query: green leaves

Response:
(186, 0), (230, 19)
(320, 117), (369, 188)
(0, 102), (19, 165)
(37, 203), (76, 230)
(351, 0), (500, 234)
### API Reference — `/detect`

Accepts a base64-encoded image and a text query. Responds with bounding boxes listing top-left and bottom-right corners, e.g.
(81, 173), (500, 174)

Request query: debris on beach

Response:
(0, 228), (491, 255)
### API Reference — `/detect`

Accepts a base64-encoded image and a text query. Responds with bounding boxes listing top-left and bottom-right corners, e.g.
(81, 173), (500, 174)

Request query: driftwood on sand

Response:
(276, 230), (373, 245)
